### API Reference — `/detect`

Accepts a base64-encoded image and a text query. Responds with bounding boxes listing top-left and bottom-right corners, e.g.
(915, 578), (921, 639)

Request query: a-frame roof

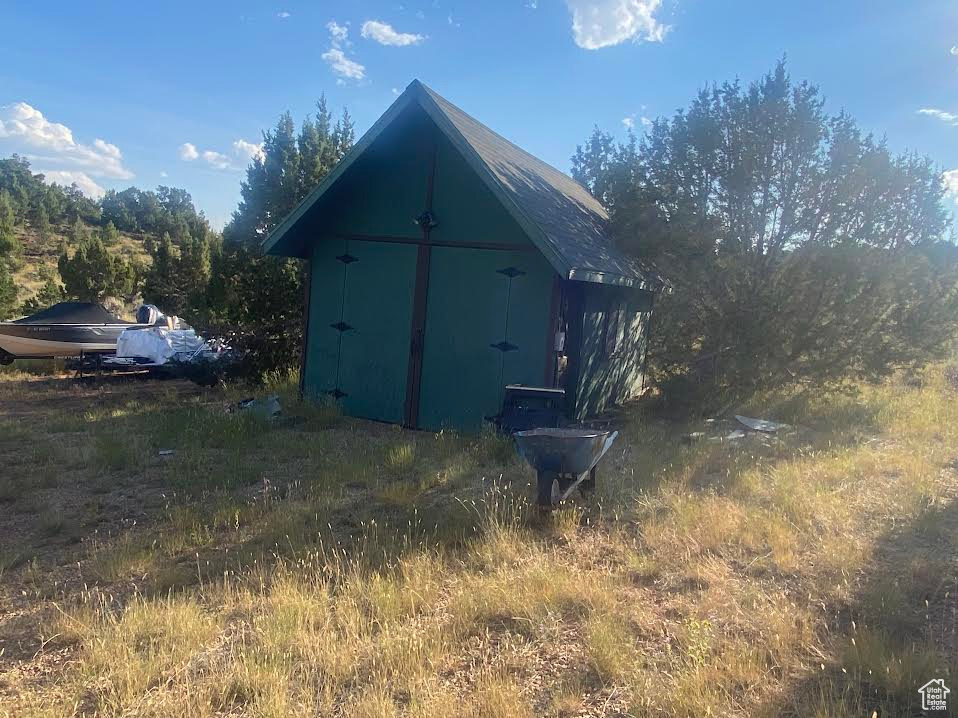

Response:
(264, 80), (663, 289)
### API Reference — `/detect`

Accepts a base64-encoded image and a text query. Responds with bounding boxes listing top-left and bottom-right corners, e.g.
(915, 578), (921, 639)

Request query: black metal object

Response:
(496, 266), (525, 278)
(414, 210), (438, 230)
(493, 384), (566, 434)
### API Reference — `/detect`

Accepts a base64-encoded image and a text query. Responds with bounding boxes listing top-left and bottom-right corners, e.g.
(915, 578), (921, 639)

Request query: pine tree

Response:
(215, 100), (354, 376)
(142, 233), (213, 317)
(0, 261), (17, 320)
(59, 236), (137, 302)
(70, 217), (91, 245)
(142, 233), (180, 313)
(99, 220), (119, 246)
(0, 189), (20, 258)
(335, 108), (355, 158)
(35, 205), (50, 241)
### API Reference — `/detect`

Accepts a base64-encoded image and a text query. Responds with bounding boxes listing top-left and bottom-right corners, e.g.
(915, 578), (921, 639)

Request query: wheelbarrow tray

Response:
(514, 428), (612, 475)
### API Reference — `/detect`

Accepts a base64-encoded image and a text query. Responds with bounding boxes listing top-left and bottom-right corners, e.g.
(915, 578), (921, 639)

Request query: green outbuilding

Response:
(264, 80), (666, 432)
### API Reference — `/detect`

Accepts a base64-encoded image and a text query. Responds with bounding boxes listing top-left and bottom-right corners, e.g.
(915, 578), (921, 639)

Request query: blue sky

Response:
(1, 0), (956, 230)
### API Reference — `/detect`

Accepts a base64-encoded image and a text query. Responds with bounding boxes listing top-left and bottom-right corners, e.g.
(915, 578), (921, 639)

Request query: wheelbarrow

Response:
(514, 428), (619, 507)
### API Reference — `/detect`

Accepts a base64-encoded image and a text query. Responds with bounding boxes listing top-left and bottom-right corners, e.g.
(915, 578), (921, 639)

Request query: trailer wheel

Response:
(0, 350), (14, 366)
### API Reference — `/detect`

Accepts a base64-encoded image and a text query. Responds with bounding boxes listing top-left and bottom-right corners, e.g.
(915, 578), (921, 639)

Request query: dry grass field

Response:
(0, 363), (956, 716)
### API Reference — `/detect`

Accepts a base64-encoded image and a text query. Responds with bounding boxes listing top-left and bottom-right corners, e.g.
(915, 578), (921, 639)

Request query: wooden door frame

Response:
(298, 257), (313, 397)
(402, 129), (438, 428)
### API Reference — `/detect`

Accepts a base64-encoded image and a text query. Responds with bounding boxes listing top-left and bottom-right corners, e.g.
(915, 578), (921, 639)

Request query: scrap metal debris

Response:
(236, 395), (282, 419)
(689, 414), (798, 445)
(734, 415), (790, 433)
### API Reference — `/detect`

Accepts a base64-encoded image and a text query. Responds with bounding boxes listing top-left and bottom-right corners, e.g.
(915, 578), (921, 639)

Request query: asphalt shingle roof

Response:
(415, 82), (662, 289)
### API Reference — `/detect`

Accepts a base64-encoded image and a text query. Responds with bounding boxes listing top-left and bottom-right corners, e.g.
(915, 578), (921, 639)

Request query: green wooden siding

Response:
(430, 132), (528, 248)
(417, 248), (554, 431)
(321, 106), (431, 239)
(572, 285), (653, 418)
(304, 238), (417, 423)
(303, 238), (347, 401)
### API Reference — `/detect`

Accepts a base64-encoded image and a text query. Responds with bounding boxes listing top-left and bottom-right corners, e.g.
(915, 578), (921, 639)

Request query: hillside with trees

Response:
(0, 154), (216, 319)
(0, 97), (354, 379)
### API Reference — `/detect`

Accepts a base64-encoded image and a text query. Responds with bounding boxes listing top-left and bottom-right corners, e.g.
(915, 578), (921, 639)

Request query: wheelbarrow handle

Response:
(557, 431), (619, 504)
(587, 430), (618, 475)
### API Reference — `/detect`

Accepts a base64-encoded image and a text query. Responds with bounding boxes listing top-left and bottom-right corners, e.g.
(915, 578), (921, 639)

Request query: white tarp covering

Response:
(116, 327), (208, 365)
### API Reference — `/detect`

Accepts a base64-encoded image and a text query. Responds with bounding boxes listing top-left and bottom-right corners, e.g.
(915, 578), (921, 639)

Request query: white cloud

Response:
(360, 20), (425, 46)
(277, 11), (290, 18)
(0, 102), (133, 180)
(391, 87), (401, 96)
(327, 20), (350, 46)
(623, 113), (652, 131)
(322, 47), (366, 80)
(201, 150), (232, 170)
(178, 142), (199, 160)
(159, 171), (169, 178)
(950, 46), (958, 56)
(566, 0), (668, 50)
(41, 170), (105, 199)
(447, 14), (460, 27)
(178, 138), (265, 171)
(917, 108), (958, 126)
(232, 138), (265, 163)
(323, 20), (366, 82)
(944, 169), (958, 200)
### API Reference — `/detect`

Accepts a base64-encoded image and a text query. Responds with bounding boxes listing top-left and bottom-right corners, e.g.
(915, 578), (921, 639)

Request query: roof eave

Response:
(567, 267), (670, 293)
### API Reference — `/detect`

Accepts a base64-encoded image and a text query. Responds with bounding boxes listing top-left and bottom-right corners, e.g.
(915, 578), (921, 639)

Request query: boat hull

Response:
(0, 324), (147, 358)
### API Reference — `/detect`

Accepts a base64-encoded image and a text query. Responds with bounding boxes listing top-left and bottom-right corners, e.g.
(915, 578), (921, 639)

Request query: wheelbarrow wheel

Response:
(536, 472), (559, 508)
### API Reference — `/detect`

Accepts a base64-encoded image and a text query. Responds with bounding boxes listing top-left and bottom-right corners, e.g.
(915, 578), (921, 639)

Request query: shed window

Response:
(604, 302), (625, 356)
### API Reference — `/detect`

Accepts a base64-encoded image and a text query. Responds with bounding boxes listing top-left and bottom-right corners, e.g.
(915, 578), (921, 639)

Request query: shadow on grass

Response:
(760, 497), (958, 717)
(45, 385), (540, 596)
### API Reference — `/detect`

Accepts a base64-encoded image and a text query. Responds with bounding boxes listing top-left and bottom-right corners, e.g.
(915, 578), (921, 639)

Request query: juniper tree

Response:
(573, 61), (958, 405)
(213, 100), (354, 377)
(58, 236), (138, 302)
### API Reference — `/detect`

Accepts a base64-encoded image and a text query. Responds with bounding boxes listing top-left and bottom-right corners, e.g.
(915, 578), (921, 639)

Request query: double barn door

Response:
(306, 237), (552, 431)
